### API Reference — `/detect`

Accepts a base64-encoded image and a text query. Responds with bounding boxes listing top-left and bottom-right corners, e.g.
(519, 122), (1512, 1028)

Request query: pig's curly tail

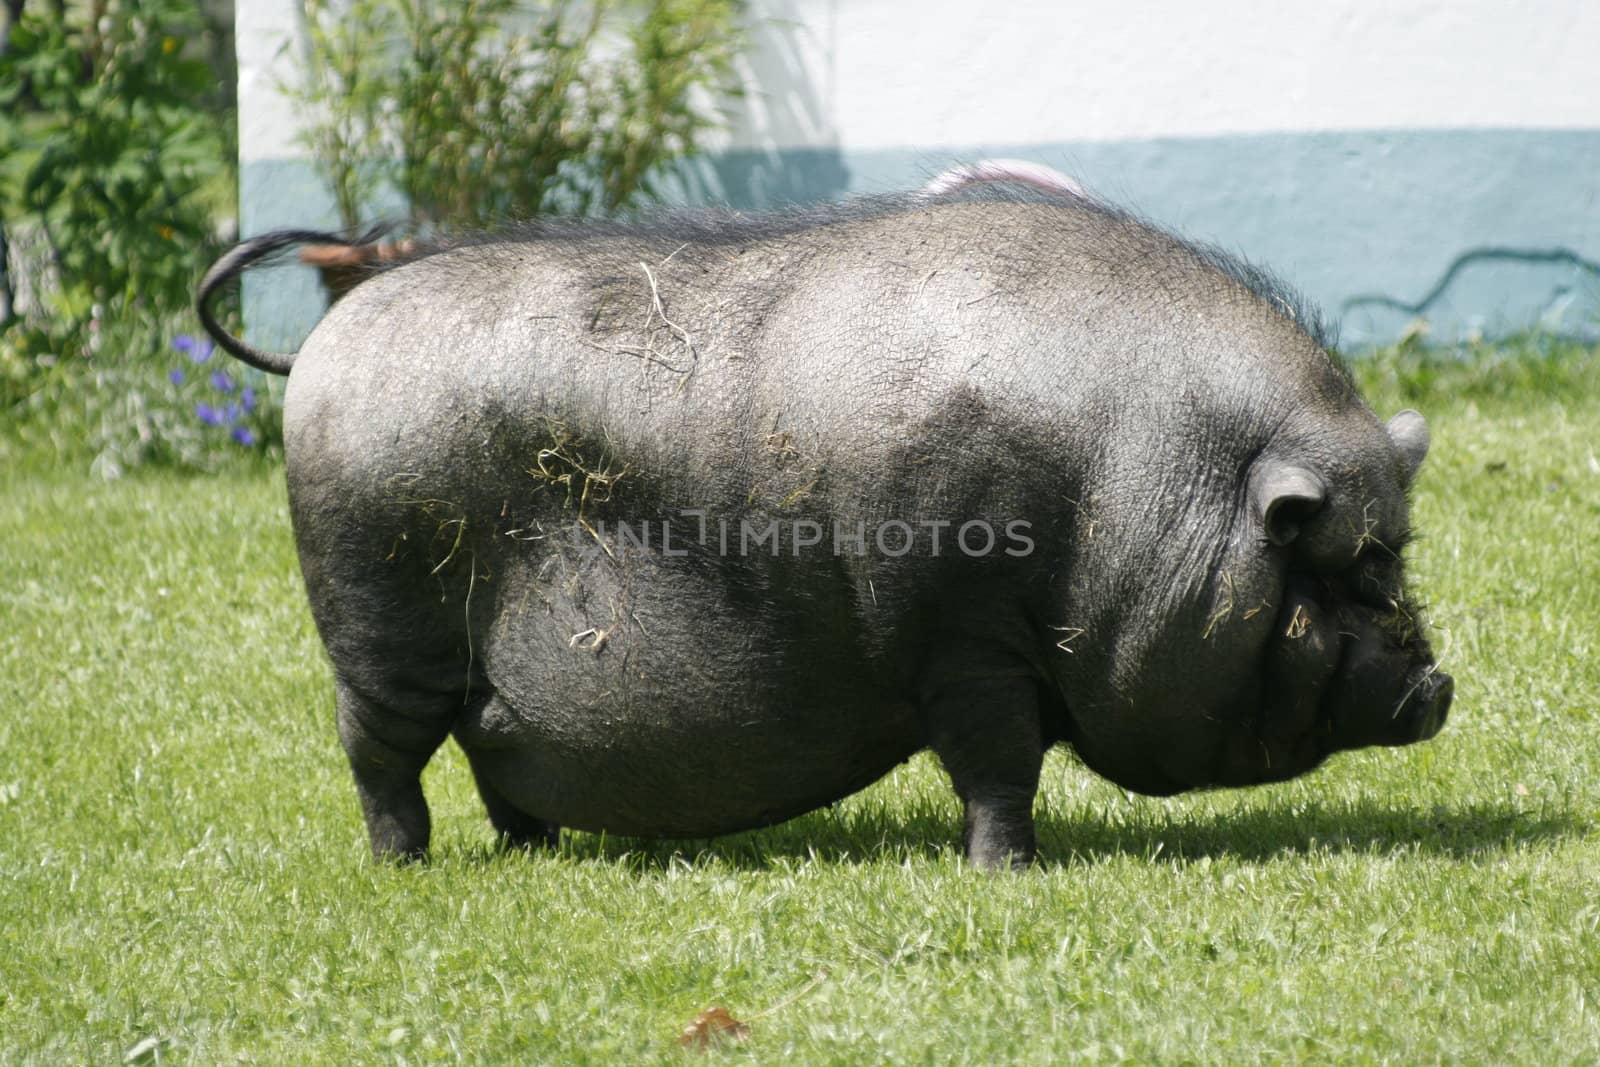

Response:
(196, 225), (389, 376)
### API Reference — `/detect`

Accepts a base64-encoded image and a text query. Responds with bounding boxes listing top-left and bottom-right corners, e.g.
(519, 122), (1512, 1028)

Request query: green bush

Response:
(294, 0), (746, 232)
(0, 0), (228, 322)
(0, 0), (257, 474)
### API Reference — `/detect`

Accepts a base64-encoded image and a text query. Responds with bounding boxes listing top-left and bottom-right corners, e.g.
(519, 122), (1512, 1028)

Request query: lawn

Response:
(1, 346), (1597, 1063)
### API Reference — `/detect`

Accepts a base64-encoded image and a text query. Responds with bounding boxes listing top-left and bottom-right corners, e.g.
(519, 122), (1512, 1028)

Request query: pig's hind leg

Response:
(459, 741), (561, 851)
(335, 675), (454, 861)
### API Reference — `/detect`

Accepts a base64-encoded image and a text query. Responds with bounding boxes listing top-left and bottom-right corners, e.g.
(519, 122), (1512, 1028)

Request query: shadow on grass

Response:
(455, 796), (1586, 873)
(1040, 798), (1584, 866)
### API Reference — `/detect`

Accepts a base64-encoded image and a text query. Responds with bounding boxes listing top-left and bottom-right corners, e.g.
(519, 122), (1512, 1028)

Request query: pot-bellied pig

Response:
(198, 185), (1452, 867)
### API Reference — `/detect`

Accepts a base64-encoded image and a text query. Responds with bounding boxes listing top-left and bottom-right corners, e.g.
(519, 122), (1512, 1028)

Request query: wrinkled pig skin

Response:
(198, 191), (1452, 868)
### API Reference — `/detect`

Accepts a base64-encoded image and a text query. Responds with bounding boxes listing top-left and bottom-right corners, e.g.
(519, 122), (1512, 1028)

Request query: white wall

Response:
(721, 0), (1600, 150)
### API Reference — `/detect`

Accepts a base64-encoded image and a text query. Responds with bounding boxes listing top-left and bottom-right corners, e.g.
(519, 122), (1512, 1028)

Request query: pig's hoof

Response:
(495, 821), (561, 852)
(961, 795), (1038, 870)
(968, 844), (1037, 871)
(487, 806), (561, 853)
(371, 838), (430, 865)
(965, 822), (1037, 870)
(363, 809), (432, 864)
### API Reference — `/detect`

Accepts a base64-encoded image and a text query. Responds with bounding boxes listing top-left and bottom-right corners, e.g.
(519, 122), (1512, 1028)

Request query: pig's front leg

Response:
(921, 674), (1044, 869)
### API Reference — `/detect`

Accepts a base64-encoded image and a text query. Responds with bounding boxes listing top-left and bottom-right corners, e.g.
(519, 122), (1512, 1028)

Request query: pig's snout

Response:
(1399, 668), (1453, 743)
(1328, 647), (1453, 750)
(1276, 576), (1452, 752)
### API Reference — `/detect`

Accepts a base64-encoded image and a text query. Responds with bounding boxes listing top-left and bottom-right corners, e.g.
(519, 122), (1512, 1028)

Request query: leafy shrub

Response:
(293, 0), (746, 232)
(0, 0), (255, 473)
(0, 0), (228, 326)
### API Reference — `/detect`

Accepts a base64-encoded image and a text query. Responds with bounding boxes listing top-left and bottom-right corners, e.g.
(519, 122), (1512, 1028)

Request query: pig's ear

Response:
(1387, 409), (1430, 487)
(1253, 464), (1327, 547)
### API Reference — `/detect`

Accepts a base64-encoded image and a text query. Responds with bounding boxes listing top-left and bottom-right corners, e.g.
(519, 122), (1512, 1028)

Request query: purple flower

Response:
(223, 402), (242, 423)
(210, 370), (235, 393)
(195, 402), (225, 427)
(230, 426), (258, 447)
(176, 336), (215, 364)
(240, 387), (256, 413)
(168, 369), (186, 387)
(174, 334), (212, 361)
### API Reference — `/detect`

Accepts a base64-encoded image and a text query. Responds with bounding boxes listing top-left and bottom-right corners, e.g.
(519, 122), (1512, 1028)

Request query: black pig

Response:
(198, 189), (1452, 867)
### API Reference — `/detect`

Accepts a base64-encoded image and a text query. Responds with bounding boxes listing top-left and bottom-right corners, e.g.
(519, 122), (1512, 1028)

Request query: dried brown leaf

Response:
(678, 1006), (751, 1049)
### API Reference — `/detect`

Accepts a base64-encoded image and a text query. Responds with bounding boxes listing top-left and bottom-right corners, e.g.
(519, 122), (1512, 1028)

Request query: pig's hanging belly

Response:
(455, 550), (922, 836)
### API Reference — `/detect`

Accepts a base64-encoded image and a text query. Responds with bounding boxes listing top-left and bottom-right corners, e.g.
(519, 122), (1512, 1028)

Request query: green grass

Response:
(2, 346), (1598, 1062)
